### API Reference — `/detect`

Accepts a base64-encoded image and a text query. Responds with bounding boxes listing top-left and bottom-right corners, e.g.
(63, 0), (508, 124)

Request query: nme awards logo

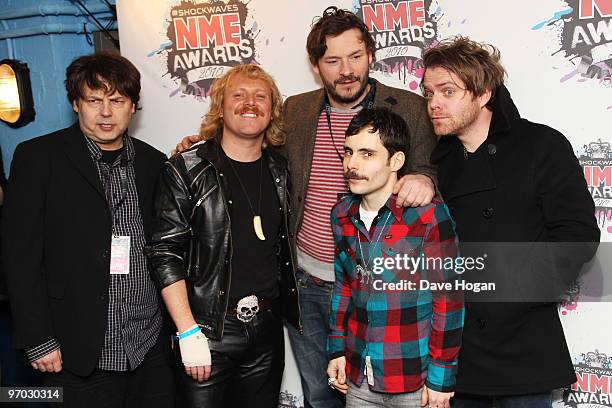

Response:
(355, 0), (439, 91)
(562, 349), (612, 407)
(534, 0), (612, 87)
(576, 139), (612, 233)
(160, 0), (257, 98)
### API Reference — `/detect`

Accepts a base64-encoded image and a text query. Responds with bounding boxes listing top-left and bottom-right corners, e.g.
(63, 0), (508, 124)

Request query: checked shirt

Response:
(328, 194), (464, 393)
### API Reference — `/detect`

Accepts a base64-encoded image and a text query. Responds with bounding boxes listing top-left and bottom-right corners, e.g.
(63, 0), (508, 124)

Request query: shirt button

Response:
(219, 290), (225, 296)
(275, 178), (280, 183)
(488, 144), (497, 155)
(482, 207), (494, 219)
(228, 200), (233, 204)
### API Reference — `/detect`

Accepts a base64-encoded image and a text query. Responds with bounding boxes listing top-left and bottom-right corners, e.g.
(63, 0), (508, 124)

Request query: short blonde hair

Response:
(199, 64), (285, 147)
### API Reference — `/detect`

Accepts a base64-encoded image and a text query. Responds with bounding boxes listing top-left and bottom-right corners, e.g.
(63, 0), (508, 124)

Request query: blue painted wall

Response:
(0, 0), (116, 175)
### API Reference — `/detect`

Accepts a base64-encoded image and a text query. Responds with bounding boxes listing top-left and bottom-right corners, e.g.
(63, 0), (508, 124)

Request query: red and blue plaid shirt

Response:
(328, 194), (464, 393)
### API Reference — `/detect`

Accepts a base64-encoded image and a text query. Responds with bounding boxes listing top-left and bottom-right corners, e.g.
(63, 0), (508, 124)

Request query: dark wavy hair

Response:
(306, 6), (376, 65)
(65, 51), (141, 109)
(346, 107), (410, 174)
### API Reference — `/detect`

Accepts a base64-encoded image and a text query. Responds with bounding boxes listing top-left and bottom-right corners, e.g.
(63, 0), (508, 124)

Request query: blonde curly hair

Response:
(199, 64), (285, 147)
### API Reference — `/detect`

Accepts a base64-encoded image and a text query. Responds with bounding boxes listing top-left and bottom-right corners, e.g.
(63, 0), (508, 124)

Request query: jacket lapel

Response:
(132, 140), (150, 233)
(434, 137), (497, 201)
(62, 123), (106, 201)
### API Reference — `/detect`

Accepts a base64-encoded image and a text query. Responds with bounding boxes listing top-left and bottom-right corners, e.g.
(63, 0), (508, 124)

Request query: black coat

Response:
(1, 123), (166, 376)
(431, 86), (600, 395)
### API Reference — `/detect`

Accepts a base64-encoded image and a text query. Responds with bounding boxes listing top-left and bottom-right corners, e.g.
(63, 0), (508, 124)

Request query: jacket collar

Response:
(195, 137), (287, 171)
(195, 137), (225, 170)
(431, 84), (521, 163)
(62, 122), (106, 200)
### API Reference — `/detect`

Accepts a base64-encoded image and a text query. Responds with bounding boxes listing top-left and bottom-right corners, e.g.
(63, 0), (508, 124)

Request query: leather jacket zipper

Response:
(159, 229), (191, 241)
(167, 161), (192, 200)
(153, 251), (183, 261)
(190, 185), (218, 220)
(282, 174), (303, 333)
(216, 170), (232, 337)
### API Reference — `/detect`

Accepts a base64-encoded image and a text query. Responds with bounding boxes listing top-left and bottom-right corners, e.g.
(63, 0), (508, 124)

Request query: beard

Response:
(432, 101), (481, 137)
(322, 74), (370, 106)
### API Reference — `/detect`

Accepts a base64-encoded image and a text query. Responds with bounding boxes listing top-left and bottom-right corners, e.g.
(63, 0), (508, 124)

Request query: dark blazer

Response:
(432, 86), (600, 395)
(283, 79), (438, 237)
(1, 123), (166, 376)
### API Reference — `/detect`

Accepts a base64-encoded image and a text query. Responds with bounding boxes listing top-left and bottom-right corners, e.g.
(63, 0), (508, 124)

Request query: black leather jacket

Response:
(146, 139), (301, 339)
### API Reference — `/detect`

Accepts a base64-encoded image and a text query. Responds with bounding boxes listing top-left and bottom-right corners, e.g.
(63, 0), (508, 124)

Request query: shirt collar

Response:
(83, 132), (135, 164)
(337, 193), (404, 222)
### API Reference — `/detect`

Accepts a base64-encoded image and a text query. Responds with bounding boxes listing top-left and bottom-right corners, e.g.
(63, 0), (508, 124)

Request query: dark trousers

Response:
(175, 305), (285, 408)
(43, 333), (174, 408)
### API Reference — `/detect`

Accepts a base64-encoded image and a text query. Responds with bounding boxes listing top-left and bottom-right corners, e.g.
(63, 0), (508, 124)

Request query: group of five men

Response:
(2, 6), (598, 408)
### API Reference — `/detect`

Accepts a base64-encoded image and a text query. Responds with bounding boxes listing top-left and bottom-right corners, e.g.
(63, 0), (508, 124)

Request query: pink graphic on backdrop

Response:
(533, 1), (612, 90)
(355, 0), (441, 91)
(576, 140), (612, 236)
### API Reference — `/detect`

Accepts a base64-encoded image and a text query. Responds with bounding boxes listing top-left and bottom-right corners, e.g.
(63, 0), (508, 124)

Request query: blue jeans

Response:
(451, 392), (553, 408)
(287, 270), (344, 408)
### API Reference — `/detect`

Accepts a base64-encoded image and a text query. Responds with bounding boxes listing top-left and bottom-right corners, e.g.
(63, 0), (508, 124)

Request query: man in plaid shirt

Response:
(327, 108), (464, 408)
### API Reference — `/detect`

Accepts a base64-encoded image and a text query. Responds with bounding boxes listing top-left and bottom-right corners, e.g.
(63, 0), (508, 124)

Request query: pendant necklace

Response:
(224, 154), (266, 241)
(356, 211), (392, 285)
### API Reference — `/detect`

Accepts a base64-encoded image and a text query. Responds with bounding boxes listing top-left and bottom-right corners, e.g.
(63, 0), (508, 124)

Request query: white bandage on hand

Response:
(178, 326), (211, 367)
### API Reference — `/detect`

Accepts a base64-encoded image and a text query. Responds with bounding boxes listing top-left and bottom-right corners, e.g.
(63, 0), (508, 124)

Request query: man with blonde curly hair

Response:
(146, 64), (300, 408)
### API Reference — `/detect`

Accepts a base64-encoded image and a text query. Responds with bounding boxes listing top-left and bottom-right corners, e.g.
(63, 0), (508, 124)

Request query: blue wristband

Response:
(177, 325), (201, 340)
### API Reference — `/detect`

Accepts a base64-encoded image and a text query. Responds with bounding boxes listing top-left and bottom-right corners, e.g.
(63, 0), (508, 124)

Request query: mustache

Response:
(235, 107), (264, 116)
(345, 170), (367, 180)
(334, 74), (360, 85)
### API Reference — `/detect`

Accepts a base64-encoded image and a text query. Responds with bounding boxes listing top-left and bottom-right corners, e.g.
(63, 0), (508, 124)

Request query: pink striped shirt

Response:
(297, 108), (360, 265)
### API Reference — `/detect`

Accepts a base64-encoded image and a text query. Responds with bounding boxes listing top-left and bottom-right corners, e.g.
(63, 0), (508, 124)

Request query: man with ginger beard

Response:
(146, 64), (300, 408)
(423, 37), (599, 407)
(282, 8), (437, 407)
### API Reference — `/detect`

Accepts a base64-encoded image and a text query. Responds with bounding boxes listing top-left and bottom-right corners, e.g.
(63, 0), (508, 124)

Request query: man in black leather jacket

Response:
(146, 64), (300, 408)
